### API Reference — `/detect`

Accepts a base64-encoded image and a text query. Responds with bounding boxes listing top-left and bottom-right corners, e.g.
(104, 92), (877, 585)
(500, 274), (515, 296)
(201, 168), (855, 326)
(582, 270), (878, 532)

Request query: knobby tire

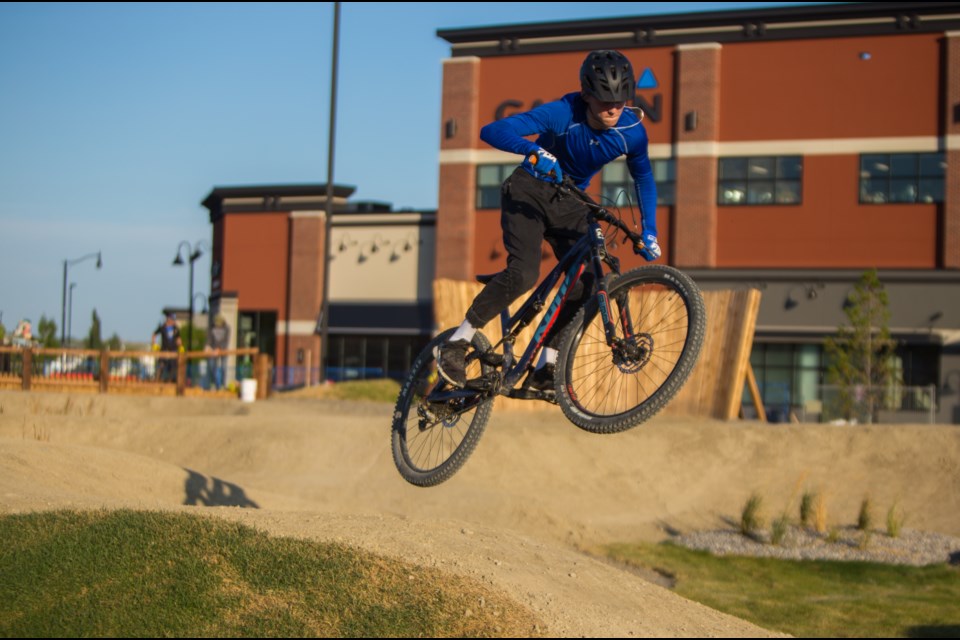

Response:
(555, 265), (706, 433)
(391, 329), (495, 486)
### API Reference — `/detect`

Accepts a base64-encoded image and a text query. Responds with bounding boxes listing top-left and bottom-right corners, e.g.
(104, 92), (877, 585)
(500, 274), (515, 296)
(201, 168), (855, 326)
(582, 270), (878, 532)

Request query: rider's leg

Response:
(437, 169), (546, 387)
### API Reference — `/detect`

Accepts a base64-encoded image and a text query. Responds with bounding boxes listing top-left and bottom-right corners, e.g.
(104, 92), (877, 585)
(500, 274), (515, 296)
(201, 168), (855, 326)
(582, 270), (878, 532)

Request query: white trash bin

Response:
(240, 379), (258, 402)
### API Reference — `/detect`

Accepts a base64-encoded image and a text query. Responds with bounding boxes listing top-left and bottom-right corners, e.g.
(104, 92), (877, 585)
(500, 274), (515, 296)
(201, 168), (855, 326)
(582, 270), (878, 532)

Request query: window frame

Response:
(475, 164), (515, 210)
(717, 156), (803, 206)
(599, 158), (676, 207)
(858, 152), (945, 205)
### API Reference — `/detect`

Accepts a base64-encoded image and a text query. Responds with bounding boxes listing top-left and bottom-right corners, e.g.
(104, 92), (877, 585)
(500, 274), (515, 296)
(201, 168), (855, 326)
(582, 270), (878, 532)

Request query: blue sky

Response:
(0, 1), (822, 342)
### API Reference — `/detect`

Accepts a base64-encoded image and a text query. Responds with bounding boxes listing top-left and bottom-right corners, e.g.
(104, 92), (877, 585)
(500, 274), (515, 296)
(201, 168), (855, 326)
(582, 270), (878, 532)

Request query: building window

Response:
(859, 153), (945, 204)
(746, 343), (823, 421)
(326, 334), (430, 382)
(476, 164), (514, 209)
(718, 156), (802, 205)
(600, 159), (676, 207)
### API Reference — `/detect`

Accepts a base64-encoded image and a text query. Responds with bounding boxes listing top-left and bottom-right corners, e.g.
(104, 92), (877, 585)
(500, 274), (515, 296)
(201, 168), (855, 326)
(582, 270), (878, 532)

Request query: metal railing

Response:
(810, 384), (938, 424)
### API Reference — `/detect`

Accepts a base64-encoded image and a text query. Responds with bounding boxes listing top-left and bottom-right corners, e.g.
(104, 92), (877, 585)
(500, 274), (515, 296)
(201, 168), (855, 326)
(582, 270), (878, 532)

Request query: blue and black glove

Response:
(637, 231), (661, 261)
(522, 148), (563, 184)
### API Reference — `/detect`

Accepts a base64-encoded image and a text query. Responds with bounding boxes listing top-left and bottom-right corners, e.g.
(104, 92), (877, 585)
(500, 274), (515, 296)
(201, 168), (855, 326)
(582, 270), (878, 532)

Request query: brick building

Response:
(435, 2), (960, 422)
(201, 184), (435, 386)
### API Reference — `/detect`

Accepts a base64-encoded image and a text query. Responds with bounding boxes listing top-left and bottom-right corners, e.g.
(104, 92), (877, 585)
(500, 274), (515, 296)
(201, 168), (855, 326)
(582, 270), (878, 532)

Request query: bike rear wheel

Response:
(556, 266), (706, 434)
(391, 329), (495, 486)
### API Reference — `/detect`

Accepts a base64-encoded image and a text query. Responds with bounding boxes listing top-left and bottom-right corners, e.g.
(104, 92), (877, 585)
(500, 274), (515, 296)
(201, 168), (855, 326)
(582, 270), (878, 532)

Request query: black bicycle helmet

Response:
(580, 50), (635, 103)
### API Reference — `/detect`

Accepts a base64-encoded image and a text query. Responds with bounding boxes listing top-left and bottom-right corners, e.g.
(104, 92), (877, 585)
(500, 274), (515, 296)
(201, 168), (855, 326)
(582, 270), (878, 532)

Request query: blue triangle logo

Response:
(637, 68), (658, 90)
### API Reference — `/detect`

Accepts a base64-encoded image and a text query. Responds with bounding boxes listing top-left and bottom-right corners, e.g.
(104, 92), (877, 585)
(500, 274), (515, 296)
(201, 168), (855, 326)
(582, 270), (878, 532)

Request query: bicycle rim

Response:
(557, 266), (706, 433)
(391, 329), (494, 486)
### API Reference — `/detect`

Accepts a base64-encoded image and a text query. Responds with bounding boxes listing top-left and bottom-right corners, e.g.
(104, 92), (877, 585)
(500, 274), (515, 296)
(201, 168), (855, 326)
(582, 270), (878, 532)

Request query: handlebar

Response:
(554, 175), (649, 256)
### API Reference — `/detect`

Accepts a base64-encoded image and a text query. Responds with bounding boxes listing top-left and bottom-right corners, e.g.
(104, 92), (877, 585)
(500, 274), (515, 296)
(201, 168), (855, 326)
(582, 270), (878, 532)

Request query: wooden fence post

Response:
(176, 352), (186, 396)
(22, 348), (32, 391)
(255, 353), (271, 399)
(100, 349), (110, 394)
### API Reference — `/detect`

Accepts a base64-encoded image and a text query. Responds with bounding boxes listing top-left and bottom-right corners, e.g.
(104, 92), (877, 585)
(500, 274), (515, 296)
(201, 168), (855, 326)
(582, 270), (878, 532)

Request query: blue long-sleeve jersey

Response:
(479, 92), (658, 236)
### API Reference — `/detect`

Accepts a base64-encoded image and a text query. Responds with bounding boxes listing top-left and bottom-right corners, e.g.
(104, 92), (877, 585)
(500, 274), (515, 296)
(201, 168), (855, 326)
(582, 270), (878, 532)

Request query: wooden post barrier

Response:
(21, 348), (32, 391)
(432, 278), (763, 419)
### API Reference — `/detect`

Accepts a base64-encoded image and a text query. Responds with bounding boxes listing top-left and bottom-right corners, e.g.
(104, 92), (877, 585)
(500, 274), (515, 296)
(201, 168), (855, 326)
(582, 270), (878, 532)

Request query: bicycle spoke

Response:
(558, 267), (705, 430)
(391, 329), (496, 486)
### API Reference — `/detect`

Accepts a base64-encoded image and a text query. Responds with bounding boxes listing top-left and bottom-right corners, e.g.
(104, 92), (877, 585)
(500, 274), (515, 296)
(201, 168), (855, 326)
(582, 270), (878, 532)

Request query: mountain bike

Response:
(391, 178), (706, 487)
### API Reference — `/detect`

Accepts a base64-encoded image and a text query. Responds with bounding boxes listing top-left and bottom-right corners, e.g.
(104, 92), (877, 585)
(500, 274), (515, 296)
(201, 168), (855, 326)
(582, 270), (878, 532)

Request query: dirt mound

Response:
(3, 389), (958, 636)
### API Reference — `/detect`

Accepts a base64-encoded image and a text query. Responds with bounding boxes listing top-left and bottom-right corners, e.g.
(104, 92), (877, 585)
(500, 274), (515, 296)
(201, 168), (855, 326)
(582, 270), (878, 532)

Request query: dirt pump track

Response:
(2, 390), (958, 637)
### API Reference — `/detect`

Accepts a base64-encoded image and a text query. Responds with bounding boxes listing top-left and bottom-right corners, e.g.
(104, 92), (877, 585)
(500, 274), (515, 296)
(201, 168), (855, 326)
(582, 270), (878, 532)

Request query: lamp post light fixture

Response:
(173, 240), (210, 351)
(61, 251), (101, 347)
(193, 293), (209, 316)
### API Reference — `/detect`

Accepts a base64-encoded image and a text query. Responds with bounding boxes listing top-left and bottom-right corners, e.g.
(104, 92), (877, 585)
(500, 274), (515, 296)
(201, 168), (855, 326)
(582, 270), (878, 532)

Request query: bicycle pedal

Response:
(464, 376), (493, 391)
(474, 350), (504, 366)
(508, 388), (557, 404)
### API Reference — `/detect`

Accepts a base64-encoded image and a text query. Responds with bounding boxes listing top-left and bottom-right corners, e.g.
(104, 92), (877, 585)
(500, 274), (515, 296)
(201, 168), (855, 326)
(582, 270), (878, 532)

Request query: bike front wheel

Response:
(556, 266), (706, 434)
(391, 329), (495, 486)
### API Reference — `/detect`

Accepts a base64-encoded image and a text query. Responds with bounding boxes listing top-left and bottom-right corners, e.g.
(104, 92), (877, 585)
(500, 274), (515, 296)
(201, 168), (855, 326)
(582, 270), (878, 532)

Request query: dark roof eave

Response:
(201, 183), (357, 212)
(438, 2), (958, 43)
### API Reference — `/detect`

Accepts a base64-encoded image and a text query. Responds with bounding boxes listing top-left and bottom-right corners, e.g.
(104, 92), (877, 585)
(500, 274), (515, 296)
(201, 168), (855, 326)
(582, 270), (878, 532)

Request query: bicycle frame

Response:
(429, 198), (640, 410)
(496, 215), (609, 391)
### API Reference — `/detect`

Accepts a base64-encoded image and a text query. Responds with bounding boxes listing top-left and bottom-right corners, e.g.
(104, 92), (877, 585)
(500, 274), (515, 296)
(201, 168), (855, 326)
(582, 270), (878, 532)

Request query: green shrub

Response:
(770, 513), (791, 546)
(740, 493), (765, 539)
(857, 497), (873, 532)
(886, 501), (906, 538)
(799, 490), (816, 528)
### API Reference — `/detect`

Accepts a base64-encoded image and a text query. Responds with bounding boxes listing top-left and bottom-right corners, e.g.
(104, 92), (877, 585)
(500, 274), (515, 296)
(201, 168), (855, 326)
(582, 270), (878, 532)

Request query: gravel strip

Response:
(673, 527), (960, 566)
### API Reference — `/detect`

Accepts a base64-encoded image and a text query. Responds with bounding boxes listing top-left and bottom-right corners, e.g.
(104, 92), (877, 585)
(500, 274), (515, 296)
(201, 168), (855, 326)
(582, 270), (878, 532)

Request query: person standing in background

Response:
(206, 314), (231, 390)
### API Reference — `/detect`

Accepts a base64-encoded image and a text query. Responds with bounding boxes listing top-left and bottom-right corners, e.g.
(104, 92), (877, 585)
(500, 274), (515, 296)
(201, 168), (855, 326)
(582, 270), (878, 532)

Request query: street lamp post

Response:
(320, 1), (341, 383)
(173, 240), (210, 352)
(67, 282), (77, 347)
(61, 251), (102, 347)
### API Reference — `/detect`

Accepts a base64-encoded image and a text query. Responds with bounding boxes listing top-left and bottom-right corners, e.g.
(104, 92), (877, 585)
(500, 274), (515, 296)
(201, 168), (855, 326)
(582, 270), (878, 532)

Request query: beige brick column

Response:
(945, 32), (960, 269)
(436, 56), (481, 281)
(674, 43), (721, 268)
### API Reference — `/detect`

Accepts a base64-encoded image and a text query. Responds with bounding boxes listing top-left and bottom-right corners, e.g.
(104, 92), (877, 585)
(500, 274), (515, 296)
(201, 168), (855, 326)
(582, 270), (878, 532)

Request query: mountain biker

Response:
(436, 49), (661, 393)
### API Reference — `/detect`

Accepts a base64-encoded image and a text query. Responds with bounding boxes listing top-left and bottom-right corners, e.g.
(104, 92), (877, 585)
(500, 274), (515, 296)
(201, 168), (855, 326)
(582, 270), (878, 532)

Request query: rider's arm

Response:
(625, 144), (658, 238)
(479, 100), (568, 157)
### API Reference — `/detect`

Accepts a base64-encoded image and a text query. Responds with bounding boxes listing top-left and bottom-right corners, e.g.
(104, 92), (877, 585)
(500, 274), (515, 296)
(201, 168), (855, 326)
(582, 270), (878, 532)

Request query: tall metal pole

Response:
(60, 252), (101, 346)
(188, 257), (195, 352)
(319, 1), (340, 384)
(68, 283), (76, 347)
(61, 261), (68, 346)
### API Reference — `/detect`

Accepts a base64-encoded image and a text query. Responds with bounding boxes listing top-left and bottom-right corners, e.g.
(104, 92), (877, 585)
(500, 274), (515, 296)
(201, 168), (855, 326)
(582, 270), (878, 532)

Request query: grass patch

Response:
(283, 379), (401, 403)
(0, 510), (541, 638)
(602, 541), (960, 638)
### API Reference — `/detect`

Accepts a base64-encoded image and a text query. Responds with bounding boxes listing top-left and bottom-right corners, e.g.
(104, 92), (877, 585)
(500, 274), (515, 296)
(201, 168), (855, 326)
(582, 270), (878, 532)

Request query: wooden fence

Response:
(0, 347), (270, 399)
(433, 278), (763, 419)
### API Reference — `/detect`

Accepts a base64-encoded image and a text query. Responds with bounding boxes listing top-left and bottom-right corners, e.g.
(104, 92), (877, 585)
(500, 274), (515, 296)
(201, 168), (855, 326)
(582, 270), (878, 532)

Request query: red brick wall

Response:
(437, 58), (480, 281)
(222, 212), (289, 313)
(945, 33), (960, 269)
(674, 44), (721, 268)
(720, 34), (941, 140)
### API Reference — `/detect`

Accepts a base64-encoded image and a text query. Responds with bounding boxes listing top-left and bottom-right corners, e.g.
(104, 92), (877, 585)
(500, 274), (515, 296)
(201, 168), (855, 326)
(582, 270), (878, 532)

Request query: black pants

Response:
(466, 168), (592, 348)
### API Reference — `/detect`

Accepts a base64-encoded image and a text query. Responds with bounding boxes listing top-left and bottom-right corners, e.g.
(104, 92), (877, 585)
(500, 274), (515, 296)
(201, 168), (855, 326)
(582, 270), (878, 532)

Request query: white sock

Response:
(537, 347), (558, 369)
(450, 319), (476, 343)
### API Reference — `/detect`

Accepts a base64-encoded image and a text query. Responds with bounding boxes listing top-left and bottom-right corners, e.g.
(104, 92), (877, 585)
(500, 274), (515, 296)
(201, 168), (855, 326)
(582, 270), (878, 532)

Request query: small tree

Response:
(823, 269), (899, 423)
(183, 323), (207, 352)
(84, 309), (104, 351)
(107, 333), (123, 351)
(36, 315), (59, 348)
